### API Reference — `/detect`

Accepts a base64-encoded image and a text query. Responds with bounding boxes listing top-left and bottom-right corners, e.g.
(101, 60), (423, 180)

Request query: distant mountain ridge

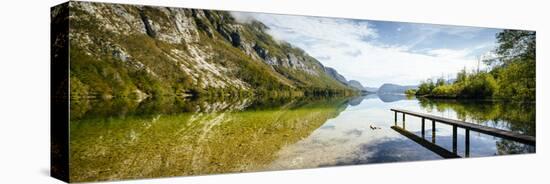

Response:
(346, 80), (378, 94)
(377, 83), (417, 94)
(347, 80), (364, 91)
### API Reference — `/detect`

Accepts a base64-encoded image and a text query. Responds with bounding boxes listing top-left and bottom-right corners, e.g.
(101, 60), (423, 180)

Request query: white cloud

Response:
(426, 48), (471, 58)
(234, 12), (492, 87)
(252, 13), (377, 46)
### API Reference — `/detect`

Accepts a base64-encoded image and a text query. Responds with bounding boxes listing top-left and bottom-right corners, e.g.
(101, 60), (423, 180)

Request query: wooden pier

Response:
(391, 108), (535, 146)
(391, 126), (460, 158)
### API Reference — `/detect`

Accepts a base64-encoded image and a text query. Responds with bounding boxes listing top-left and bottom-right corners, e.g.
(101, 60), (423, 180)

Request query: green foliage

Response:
(404, 89), (417, 96)
(462, 72), (497, 98)
(493, 60), (535, 101)
(436, 77), (446, 87)
(69, 76), (89, 98)
(492, 30), (535, 63)
(414, 30), (535, 102)
(416, 71), (497, 99)
(416, 79), (435, 95)
(431, 85), (458, 98)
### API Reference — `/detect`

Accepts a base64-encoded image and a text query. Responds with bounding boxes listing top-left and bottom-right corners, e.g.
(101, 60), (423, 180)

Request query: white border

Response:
(0, 0), (547, 183)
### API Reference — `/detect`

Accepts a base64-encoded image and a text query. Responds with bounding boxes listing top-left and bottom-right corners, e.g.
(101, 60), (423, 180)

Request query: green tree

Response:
(487, 30), (536, 101)
(417, 79), (435, 95)
(436, 77), (446, 87)
(456, 68), (467, 84)
(459, 72), (497, 98)
(415, 30), (535, 102)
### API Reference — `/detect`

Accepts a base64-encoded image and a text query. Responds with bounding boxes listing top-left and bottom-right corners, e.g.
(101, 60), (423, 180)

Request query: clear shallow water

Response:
(69, 94), (535, 182)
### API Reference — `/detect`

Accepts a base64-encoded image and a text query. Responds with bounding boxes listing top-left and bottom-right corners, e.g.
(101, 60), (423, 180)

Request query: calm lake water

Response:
(69, 94), (535, 182)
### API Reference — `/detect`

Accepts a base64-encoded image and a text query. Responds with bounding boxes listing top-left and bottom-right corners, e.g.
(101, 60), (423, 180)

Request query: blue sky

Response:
(231, 12), (502, 87)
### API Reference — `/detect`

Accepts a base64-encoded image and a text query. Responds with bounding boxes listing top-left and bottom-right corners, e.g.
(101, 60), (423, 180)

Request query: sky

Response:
(230, 12), (502, 87)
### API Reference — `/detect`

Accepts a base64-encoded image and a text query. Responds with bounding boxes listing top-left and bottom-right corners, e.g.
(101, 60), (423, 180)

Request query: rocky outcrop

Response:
(139, 10), (157, 38)
(67, 1), (355, 97)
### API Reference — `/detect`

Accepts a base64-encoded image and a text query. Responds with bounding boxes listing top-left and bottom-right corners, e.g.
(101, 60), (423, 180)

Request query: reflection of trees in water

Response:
(69, 97), (351, 182)
(71, 96), (354, 121)
(496, 139), (535, 155)
(418, 99), (535, 137)
(70, 96), (253, 120)
(71, 96), (319, 120)
(347, 95), (365, 106)
(418, 99), (535, 155)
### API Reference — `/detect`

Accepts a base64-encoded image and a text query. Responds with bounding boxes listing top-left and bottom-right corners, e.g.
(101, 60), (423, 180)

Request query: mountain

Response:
(347, 80), (364, 91)
(377, 83), (417, 94)
(60, 2), (356, 98)
(346, 80), (380, 94)
(324, 67), (349, 86)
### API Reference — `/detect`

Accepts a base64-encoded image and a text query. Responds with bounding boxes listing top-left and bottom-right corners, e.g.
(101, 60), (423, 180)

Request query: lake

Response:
(69, 94), (535, 182)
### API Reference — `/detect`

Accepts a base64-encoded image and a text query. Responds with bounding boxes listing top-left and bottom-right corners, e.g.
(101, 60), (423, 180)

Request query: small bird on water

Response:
(370, 125), (381, 130)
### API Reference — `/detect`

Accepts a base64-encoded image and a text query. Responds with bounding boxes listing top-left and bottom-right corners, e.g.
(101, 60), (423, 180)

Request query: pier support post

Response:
(431, 120), (436, 143)
(402, 113), (405, 129)
(452, 125), (457, 153)
(465, 129), (470, 157)
(421, 118), (425, 138)
(394, 111), (397, 126)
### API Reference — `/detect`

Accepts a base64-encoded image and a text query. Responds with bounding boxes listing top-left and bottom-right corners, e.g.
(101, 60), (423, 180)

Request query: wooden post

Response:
(465, 129), (470, 157)
(421, 118), (425, 138)
(402, 113), (405, 129)
(432, 120), (436, 143)
(394, 111), (397, 126)
(452, 125), (457, 153)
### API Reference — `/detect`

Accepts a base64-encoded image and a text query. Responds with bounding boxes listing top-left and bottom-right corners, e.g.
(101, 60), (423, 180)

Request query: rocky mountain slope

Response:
(61, 1), (356, 98)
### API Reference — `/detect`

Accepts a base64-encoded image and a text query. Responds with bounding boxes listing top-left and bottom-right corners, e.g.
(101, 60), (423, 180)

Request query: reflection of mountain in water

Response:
(377, 93), (408, 103)
(348, 96), (365, 106)
(69, 97), (351, 182)
(363, 94), (379, 100)
(347, 94), (410, 105)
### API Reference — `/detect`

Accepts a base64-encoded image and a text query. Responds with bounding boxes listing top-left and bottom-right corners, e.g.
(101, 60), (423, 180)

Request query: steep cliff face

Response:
(66, 1), (354, 98)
